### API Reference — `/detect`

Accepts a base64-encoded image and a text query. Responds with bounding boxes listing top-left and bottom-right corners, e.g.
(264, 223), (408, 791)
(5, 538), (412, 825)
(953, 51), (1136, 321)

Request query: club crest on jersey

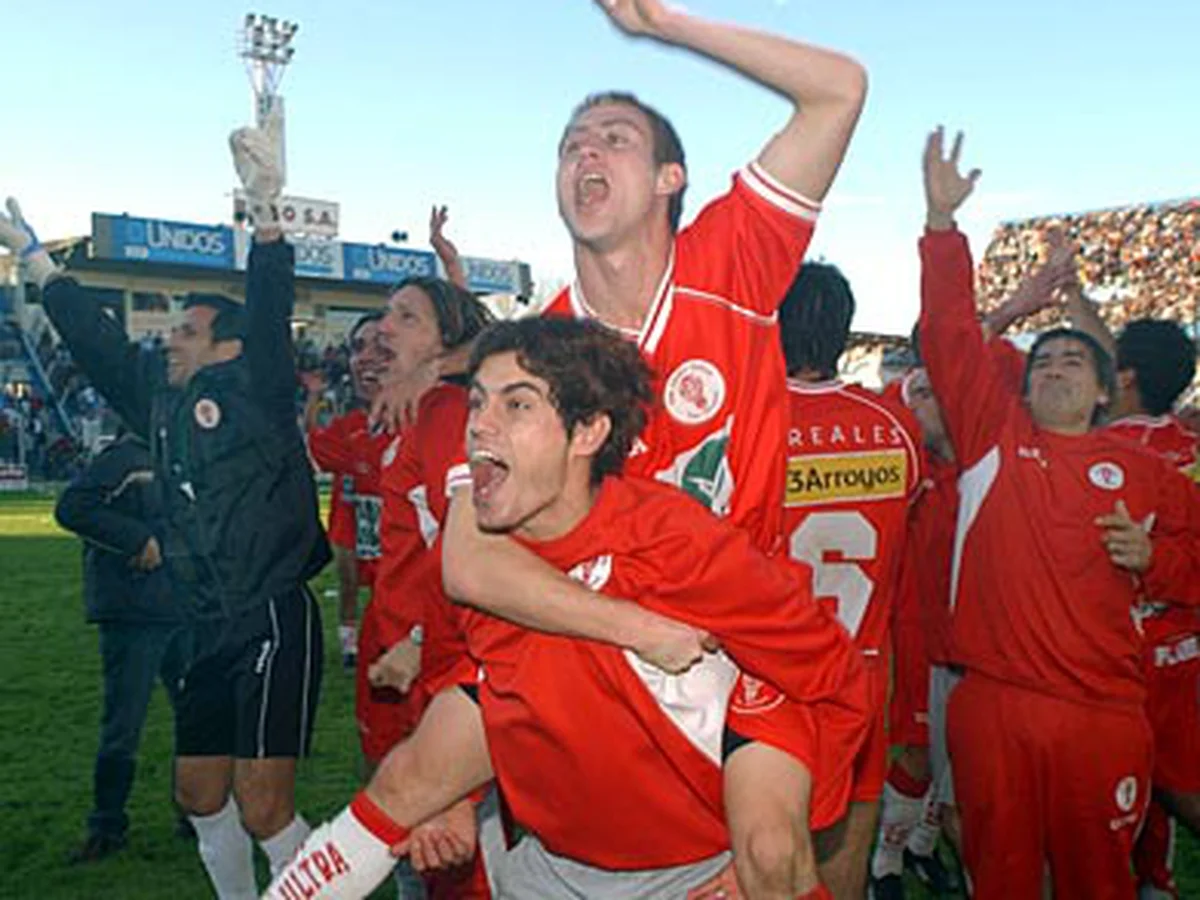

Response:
(193, 398), (221, 430)
(664, 359), (726, 425)
(1114, 775), (1139, 813)
(1089, 461), (1125, 491)
(567, 555), (613, 591)
(730, 674), (784, 715)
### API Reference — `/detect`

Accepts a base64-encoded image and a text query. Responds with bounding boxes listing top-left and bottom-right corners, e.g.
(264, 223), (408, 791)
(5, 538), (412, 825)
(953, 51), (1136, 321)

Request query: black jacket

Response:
(44, 240), (330, 620)
(54, 434), (180, 624)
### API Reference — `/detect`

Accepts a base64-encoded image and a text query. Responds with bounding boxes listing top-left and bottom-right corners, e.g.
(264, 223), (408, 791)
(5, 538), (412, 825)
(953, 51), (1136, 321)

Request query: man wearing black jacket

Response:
(56, 432), (189, 862)
(1, 112), (330, 898)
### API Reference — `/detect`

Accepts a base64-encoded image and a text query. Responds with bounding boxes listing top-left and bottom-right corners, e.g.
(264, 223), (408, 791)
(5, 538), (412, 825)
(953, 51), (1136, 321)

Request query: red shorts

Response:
(726, 668), (870, 832)
(354, 603), (417, 764)
(949, 672), (1152, 900)
(889, 620), (930, 748)
(328, 485), (356, 551)
(850, 656), (889, 804)
(1144, 633), (1200, 794)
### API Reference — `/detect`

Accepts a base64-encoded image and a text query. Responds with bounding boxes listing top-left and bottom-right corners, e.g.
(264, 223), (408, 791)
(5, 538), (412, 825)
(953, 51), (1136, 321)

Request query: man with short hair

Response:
(918, 127), (1200, 899)
(435, 4), (869, 895)
(264, 316), (864, 900)
(1105, 319), (1200, 900)
(0, 112), (330, 899)
(773, 262), (923, 898)
(55, 431), (190, 863)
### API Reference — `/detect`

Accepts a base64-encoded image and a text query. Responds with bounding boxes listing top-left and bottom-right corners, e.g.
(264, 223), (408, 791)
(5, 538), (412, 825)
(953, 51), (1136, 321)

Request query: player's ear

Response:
(570, 413), (612, 461)
(655, 162), (686, 199)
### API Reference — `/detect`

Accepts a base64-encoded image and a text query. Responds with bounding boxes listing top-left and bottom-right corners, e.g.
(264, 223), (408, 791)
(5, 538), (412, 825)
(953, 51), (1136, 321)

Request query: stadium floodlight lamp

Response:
(239, 11), (298, 122)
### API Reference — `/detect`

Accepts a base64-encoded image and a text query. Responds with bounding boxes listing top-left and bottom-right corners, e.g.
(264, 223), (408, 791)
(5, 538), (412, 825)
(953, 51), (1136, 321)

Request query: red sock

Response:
(797, 885), (833, 900)
(885, 758), (931, 799)
(1133, 799), (1177, 894)
(350, 791), (411, 847)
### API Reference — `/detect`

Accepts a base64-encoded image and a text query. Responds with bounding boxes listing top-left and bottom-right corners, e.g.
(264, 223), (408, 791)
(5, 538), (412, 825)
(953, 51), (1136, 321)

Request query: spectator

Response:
(54, 432), (190, 862)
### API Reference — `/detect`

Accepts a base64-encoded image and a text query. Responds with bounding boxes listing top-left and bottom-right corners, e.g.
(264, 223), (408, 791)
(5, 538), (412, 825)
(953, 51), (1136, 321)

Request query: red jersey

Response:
(919, 229), (1200, 709)
(906, 456), (959, 665)
(454, 475), (863, 870)
(544, 163), (819, 554)
(1109, 414), (1200, 646)
(309, 409), (389, 560)
(326, 473), (355, 551)
(782, 379), (923, 654)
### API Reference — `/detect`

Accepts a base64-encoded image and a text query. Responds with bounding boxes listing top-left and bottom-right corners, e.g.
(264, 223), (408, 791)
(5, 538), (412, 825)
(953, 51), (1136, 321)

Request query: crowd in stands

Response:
(976, 198), (1199, 334)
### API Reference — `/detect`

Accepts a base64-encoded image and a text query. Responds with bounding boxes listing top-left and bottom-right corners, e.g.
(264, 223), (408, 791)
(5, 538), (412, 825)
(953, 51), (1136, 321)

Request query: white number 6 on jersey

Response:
(789, 511), (878, 638)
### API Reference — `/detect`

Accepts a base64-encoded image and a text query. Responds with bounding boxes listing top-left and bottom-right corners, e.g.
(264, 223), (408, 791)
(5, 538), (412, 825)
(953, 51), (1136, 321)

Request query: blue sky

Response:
(2, 0), (1197, 333)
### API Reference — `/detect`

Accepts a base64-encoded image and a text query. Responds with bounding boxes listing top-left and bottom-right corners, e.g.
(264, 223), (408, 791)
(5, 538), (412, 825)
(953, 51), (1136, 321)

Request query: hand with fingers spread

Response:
(1096, 500), (1153, 572)
(393, 799), (478, 871)
(594, 0), (674, 38)
(430, 204), (468, 290)
(923, 127), (981, 231)
(229, 105), (285, 231)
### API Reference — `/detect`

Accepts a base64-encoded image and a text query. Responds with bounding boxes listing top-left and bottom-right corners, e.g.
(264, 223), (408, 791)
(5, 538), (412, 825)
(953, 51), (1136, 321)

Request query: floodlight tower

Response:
(238, 13), (298, 185)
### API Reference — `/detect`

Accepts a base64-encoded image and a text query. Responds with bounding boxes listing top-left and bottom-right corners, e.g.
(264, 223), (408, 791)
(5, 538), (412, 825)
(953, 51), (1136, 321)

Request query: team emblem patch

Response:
(1089, 461), (1125, 491)
(567, 555), (613, 591)
(664, 359), (726, 426)
(193, 398), (221, 430)
(729, 674), (784, 715)
(1115, 775), (1139, 813)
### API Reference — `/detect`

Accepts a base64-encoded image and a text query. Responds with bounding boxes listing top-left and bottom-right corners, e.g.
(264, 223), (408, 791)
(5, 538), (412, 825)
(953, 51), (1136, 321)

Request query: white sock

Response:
(190, 796), (258, 900)
(260, 815), (312, 877)
(871, 780), (926, 879)
(263, 805), (398, 900)
(339, 625), (358, 656)
(906, 785), (942, 858)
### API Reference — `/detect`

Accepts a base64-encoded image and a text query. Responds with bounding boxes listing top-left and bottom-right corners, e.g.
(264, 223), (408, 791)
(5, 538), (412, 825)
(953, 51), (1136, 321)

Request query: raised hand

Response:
(923, 127), (981, 229)
(430, 206), (453, 250)
(1041, 227), (1080, 294)
(593, 0), (673, 37)
(0, 197), (37, 255)
(229, 105), (284, 227)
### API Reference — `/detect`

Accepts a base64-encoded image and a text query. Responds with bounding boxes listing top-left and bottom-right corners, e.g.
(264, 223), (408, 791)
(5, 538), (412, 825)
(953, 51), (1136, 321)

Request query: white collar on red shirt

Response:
(569, 247), (676, 353)
(787, 377), (844, 393)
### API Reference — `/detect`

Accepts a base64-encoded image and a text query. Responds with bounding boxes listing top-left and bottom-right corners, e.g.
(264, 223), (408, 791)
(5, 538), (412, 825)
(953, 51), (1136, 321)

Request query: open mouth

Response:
(576, 171), (610, 209)
(469, 449), (510, 501)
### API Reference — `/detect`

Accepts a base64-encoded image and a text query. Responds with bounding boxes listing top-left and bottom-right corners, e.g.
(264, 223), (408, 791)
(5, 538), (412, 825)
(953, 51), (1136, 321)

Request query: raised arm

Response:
(230, 111), (298, 421)
(0, 199), (156, 437)
(918, 128), (1018, 468)
(597, 0), (866, 202)
(430, 206), (468, 291)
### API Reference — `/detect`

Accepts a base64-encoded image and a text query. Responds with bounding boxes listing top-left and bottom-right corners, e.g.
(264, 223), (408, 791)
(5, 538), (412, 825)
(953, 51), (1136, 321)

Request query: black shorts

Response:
(175, 587), (323, 759)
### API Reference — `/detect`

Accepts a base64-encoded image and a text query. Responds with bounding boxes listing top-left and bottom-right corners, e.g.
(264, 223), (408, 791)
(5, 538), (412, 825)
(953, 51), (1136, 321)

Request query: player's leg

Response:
(926, 663), (962, 854)
(334, 545), (360, 668)
(1133, 799), (1178, 900)
(724, 740), (820, 899)
(174, 627), (257, 899)
(230, 590), (324, 876)
(869, 747), (929, 894)
(1044, 702), (1152, 900)
(947, 673), (1045, 900)
(263, 686), (494, 900)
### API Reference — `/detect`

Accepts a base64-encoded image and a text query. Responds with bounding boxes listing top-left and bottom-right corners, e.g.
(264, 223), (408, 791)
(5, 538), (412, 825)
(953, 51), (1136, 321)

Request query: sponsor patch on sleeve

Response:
(785, 449), (908, 507)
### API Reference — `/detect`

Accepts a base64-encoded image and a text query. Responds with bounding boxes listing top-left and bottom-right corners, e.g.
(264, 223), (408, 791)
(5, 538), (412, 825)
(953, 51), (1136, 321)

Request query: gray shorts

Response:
(928, 664), (963, 806)
(493, 834), (730, 899)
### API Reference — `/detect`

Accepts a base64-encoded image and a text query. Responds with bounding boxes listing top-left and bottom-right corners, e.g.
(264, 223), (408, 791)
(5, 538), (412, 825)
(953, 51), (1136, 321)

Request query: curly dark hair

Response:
(467, 317), (655, 484)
